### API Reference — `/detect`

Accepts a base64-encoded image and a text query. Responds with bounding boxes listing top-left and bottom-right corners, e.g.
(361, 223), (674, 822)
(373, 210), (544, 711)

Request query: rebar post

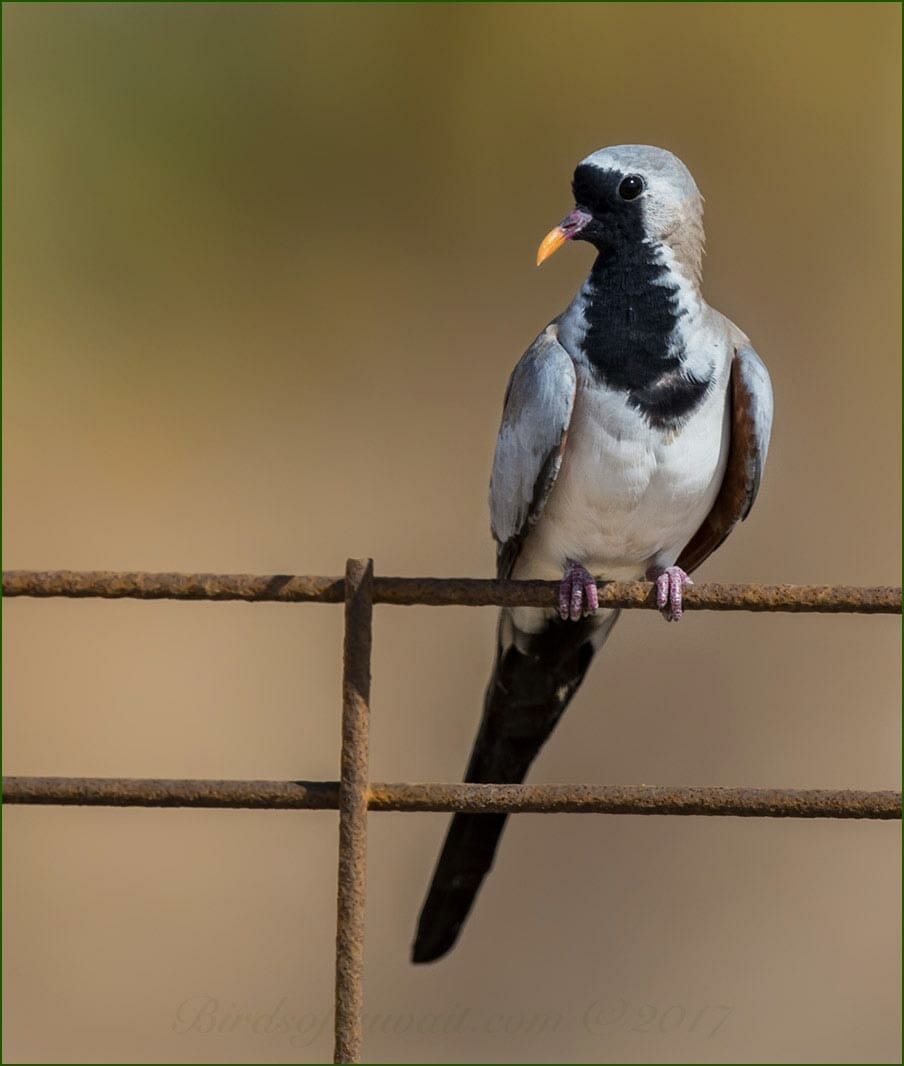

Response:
(333, 560), (373, 1064)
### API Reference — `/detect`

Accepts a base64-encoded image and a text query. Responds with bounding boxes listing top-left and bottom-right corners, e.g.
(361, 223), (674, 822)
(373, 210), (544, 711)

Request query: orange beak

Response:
(536, 208), (592, 266)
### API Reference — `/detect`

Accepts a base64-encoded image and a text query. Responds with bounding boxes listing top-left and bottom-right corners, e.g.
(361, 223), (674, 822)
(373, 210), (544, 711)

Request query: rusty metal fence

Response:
(2, 564), (902, 1063)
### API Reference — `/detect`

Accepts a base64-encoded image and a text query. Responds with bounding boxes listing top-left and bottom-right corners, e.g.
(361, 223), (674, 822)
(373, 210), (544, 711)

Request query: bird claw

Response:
(654, 566), (693, 622)
(558, 561), (599, 622)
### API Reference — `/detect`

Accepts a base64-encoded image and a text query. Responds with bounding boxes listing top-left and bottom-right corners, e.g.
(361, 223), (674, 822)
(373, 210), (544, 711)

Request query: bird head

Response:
(537, 144), (705, 285)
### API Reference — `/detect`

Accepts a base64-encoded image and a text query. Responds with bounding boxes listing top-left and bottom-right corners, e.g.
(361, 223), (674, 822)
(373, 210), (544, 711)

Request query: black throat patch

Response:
(572, 165), (712, 429)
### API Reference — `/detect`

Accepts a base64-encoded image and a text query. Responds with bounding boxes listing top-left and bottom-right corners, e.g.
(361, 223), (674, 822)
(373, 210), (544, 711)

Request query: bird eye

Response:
(618, 175), (645, 201)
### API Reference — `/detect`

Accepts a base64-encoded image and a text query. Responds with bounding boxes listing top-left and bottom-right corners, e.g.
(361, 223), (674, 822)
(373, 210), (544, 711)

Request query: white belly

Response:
(515, 370), (730, 582)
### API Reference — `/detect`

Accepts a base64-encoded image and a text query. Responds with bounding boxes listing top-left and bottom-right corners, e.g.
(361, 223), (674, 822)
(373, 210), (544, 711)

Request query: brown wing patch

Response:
(677, 352), (760, 574)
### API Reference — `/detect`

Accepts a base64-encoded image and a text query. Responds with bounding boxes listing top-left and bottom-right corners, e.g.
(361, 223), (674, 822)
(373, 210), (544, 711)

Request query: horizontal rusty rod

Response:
(2, 570), (900, 613)
(3, 778), (900, 819)
(1, 569), (345, 603)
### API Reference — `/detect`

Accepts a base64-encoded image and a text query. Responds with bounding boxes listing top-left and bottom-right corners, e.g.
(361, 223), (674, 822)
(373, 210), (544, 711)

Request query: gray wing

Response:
(489, 326), (576, 578)
(678, 342), (774, 573)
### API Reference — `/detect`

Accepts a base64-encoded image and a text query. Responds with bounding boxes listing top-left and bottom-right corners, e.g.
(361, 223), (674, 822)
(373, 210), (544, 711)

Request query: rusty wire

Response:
(2, 569), (900, 612)
(3, 776), (900, 819)
(334, 560), (373, 1065)
(4, 561), (901, 1064)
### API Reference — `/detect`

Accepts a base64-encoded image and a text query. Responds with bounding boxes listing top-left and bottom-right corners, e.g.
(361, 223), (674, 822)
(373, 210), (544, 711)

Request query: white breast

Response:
(514, 357), (730, 583)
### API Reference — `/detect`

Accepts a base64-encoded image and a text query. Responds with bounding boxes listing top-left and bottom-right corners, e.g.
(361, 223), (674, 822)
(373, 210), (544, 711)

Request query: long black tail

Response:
(411, 608), (619, 964)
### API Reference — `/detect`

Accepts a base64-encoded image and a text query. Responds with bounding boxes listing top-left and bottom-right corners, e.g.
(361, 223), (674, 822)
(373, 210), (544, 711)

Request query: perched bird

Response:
(411, 144), (773, 964)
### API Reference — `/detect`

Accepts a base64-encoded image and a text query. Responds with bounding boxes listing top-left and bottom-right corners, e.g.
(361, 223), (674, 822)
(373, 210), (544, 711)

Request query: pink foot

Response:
(558, 560), (599, 622)
(653, 566), (693, 622)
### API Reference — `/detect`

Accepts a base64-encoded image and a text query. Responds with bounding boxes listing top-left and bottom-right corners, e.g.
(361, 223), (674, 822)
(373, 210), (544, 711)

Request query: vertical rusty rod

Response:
(333, 559), (373, 1064)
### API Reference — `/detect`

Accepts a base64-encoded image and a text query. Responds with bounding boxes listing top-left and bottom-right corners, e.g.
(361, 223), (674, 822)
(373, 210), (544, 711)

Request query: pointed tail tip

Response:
(410, 918), (462, 965)
(410, 941), (442, 965)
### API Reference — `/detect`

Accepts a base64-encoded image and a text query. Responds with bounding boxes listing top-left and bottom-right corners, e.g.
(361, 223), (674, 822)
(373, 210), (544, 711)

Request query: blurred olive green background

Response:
(3, 3), (901, 1063)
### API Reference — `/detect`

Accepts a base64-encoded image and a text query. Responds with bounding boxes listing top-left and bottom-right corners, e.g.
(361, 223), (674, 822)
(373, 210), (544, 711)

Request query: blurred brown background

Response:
(3, 3), (901, 1063)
